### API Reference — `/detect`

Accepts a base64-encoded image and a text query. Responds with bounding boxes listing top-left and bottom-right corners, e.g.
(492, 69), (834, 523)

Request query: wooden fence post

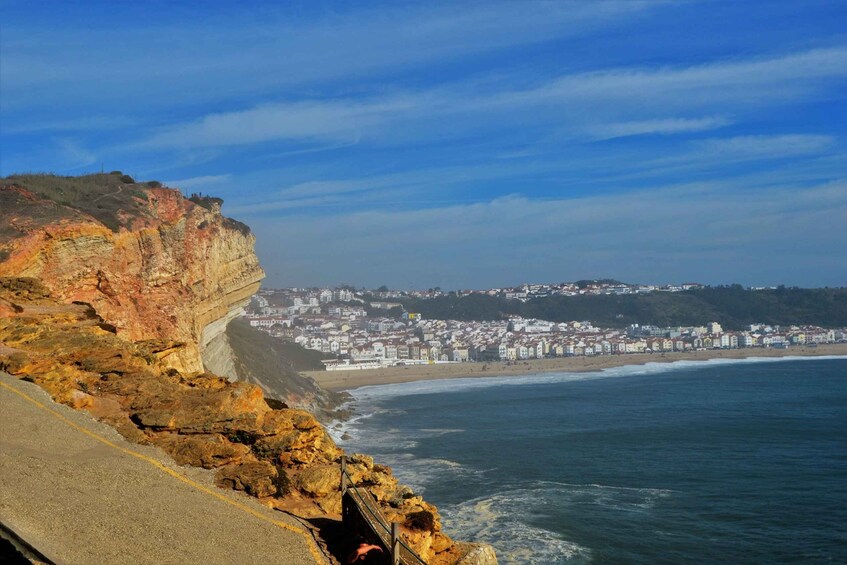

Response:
(340, 456), (347, 496)
(391, 522), (400, 565)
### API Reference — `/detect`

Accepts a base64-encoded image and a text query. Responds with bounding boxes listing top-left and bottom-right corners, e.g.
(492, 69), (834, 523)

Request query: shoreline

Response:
(305, 343), (847, 391)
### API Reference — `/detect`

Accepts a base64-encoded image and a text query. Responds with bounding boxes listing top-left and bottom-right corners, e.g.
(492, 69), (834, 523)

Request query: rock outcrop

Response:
(0, 277), (492, 564)
(0, 174), (264, 374)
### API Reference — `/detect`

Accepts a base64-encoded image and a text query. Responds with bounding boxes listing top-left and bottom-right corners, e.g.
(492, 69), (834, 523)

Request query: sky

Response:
(2, 0), (846, 289)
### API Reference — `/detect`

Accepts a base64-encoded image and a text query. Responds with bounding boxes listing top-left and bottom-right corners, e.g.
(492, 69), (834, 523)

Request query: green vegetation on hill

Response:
(1, 172), (161, 232)
(1, 172), (253, 236)
(395, 286), (847, 329)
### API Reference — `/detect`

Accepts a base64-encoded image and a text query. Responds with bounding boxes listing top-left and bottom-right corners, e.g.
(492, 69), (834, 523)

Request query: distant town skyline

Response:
(2, 1), (846, 289)
(262, 280), (835, 293)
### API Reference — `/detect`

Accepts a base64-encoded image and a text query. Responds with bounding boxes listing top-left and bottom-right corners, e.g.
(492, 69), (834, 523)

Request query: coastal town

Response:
(244, 284), (847, 371)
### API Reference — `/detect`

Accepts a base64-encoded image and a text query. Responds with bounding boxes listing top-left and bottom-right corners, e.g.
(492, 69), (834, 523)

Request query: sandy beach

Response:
(305, 343), (847, 391)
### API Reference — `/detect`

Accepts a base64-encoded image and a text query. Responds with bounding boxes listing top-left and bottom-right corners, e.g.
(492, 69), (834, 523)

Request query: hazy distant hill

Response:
(396, 286), (847, 329)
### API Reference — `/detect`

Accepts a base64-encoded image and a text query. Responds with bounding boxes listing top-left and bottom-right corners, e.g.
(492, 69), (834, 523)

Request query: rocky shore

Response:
(305, 343), (847, 391)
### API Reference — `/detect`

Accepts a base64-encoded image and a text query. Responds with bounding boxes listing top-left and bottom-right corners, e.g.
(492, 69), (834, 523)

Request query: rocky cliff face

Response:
(0, 175), (264, 374)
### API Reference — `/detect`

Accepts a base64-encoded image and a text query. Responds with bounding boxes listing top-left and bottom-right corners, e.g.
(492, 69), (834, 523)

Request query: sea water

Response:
(332, 357), (847, 564)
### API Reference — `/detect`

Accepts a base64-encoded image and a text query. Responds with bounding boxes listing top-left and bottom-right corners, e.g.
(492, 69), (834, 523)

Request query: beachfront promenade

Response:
(0, 373), (327, 565)
(305, 343), (847, 391)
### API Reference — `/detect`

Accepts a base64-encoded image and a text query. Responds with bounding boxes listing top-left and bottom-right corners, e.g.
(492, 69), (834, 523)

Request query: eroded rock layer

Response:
(0, 177), (264, 374)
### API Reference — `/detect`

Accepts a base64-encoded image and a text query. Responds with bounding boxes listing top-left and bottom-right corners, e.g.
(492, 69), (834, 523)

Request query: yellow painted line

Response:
(0, 380), (326, 564)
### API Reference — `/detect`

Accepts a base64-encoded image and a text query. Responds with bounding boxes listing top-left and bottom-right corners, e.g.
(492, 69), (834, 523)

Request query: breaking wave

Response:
(438, 480), (671, 564)
(345, 355), (847, 402)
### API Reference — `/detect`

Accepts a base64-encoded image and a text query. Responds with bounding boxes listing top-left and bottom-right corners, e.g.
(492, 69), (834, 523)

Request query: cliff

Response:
(0, 277), (490, 564)
(0, 173), (263, 375)
(0, 173), (496, 564)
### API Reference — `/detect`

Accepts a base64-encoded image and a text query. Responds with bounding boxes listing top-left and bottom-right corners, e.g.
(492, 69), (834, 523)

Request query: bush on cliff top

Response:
(189, 193), (224, 211)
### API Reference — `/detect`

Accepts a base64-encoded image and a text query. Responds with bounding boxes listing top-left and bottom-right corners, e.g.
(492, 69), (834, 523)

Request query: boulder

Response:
(294, 464), (340, 498)
(215, 459), (278, 498)
(254, 410), (341, 466)
(151, 433), (250, 468)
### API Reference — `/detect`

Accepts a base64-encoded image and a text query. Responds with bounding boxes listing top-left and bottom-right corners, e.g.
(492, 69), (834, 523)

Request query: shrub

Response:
(405, 510), (435, 531)
(189, 193), (224, 211)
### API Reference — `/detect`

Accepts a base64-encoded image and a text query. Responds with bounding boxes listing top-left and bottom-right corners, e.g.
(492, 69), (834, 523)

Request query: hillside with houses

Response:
(244, 284), (847, 370)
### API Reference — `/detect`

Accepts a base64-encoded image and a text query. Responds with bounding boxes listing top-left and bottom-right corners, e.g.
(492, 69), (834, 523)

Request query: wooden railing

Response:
(341, 457), (428, 565)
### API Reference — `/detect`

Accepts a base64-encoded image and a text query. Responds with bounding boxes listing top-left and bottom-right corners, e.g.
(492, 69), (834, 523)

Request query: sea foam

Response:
(440, 480), (676, 564)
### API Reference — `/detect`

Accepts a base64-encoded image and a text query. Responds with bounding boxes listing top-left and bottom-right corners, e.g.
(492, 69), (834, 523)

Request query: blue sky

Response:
(2, 0), (846, 289)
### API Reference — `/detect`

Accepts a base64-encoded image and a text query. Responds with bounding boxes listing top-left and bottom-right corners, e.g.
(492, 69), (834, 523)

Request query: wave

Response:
(328, 412), (482, 493)
(418, 428), (465, 433)
(346, 355), (847, 402)
(443, 494), (591, 565)
(441, 481), (675, 564)
(384, 453), (484, 494)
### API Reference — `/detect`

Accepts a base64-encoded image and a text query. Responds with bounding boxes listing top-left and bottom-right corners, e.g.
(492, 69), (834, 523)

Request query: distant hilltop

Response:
(254, 282), (847, 330)
(280, 279), (841, 302)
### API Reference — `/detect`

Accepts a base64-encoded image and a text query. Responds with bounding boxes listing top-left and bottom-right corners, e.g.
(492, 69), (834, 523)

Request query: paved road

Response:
(0, 373), (327, 564)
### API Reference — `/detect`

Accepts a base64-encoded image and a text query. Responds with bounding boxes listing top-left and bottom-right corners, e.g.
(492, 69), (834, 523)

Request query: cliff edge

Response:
(0, 173), (263, 375)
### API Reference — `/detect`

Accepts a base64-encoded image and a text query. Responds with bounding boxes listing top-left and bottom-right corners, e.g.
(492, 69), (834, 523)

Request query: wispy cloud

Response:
(251, 179), (847, 288)
(575, 134), (843, 188)
(584, 116), (732, 140)
(135, 98), (419, 149)
(522, 47), (847, 107)
(691, 134), (835, 158)
(130, 46), (847, 150)
(1, 1), (656, 110)
(3, 115), (137, 135)
(224, 161), (579, 215)
(163, 174), (232, 190)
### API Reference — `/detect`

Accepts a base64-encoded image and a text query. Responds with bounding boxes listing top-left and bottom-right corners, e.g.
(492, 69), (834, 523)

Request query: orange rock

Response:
(0, 183), (265, 374)
(151, 433), (250, 469)
(215, 459), (279, 498)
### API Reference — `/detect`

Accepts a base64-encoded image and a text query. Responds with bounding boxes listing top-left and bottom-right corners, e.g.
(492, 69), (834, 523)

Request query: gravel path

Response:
(0, 373), (328, 565)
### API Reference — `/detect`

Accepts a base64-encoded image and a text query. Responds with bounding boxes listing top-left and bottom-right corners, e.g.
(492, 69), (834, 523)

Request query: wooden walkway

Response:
(341, 459), (428, 565)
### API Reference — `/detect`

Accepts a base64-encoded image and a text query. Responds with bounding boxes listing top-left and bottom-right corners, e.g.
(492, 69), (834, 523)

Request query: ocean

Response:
(331, 357), (847, 564)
